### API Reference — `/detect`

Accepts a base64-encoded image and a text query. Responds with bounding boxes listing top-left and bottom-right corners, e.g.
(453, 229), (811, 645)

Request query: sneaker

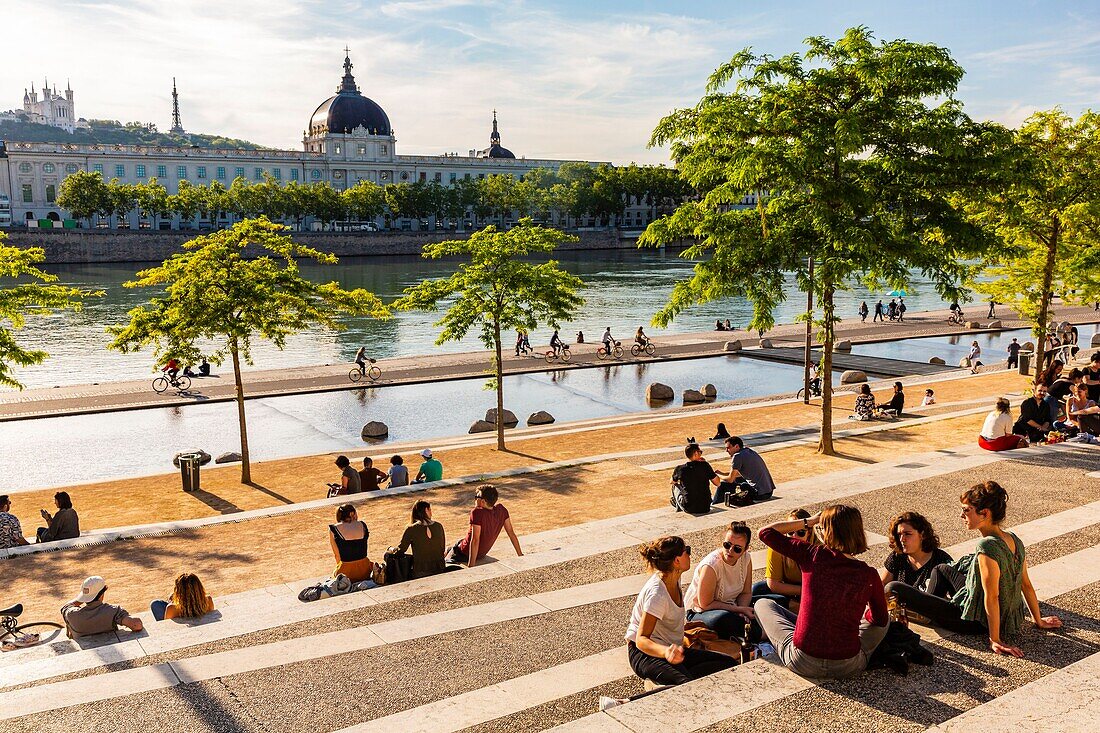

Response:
(599, 696), (625, 712)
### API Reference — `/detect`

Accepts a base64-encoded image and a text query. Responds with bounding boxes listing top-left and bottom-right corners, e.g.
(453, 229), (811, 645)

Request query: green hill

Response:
(0, 117), (269, 149)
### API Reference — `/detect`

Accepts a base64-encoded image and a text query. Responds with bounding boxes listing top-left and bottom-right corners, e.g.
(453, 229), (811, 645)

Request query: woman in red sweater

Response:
(754, 504), (889, 678)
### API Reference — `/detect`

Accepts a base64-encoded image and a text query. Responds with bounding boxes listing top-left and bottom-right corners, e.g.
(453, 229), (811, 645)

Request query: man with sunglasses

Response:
(1012, 385), (1051, 443)
(711, 436), (776, 506)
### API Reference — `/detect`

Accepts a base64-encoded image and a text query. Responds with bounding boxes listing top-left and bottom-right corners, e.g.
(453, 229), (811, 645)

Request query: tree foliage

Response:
(966, 110), (1100, 376)
(0, 232), (101, 388)
(395, 219), (584, 450)
(108, 218), (390, 482)
(640, 27), (1003, 453)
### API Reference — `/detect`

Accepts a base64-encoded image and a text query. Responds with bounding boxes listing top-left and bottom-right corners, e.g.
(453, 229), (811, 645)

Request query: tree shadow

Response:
(498, 447), (555, 464)
(244, 481), (296, 505)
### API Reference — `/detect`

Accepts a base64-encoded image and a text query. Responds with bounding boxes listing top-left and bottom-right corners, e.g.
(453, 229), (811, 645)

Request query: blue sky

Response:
(4, 1), (1098, 163)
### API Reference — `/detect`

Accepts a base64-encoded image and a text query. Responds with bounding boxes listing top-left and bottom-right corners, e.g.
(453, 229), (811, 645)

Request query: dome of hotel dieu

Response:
(309, 52), (392, 136)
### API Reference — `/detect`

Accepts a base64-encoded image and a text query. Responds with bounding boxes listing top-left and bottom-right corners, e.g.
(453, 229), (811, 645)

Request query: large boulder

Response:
(966, 321), (982, 329)
(469, 420), (495, 434)
(646, 382), (674, 402)
(987, 320), (1002, 329)
(361, 421), (389, 439)
(958, 356), (973, 368)
(682, 389), (706, 404)
(527, 410), (555, 426)
(173, 449), (211, 467)
(760, 338), (774, 348)
(1092, 332), (1100, 348)
(485, 408), (519, 426)
(835, 339), (852, 352)
(215, 451), (242, 465)
(840, 370), (867, 384)
(700, 383), (717, 399)
(723, 340), (742, 352)
(928, 356), (946, 365)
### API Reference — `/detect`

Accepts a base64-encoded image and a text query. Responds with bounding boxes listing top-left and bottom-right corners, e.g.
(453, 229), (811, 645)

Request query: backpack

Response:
(381, 547), (415, 585)
(724, 477), (758, 508)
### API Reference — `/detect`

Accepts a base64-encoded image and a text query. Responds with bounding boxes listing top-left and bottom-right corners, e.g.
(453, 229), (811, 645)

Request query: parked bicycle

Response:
(152, 373), (191, 394)
(1, 603), (62, 650)
(349, 358), (382, 383)
(597, 340), (624, 360)
(544, 345), (572, 364)
(630, 341), (656, 357)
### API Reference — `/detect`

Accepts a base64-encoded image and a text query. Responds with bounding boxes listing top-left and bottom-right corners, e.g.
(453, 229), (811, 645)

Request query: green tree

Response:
(57, 170), (110, 226)
(0, 232), (101, 388)
(134, 179), (170, 230)
(395, 220), (584, 450)
(967, 110), (1100, 377)
(308, 183), (346, 230)
(168, 180), (202, 227)
(343, 180), (386, 223)
(196, 181), (231, 230)
(108, 218), (389, 483)
(107, 180), (138, 228)
(640, 27), (1000, 454)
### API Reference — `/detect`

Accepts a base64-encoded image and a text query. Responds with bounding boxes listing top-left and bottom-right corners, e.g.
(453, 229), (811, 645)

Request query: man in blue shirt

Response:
(712, 436), (776, 505)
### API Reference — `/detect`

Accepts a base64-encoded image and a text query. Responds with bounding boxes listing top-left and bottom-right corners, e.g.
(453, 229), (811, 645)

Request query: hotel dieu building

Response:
(0, 53), (616, 230)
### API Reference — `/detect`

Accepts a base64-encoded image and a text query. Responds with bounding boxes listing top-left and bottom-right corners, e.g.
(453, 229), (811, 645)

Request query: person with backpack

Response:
(670, 444), (722, 515)
(897, 299), (907, 322)
(711, 436), (775, 506)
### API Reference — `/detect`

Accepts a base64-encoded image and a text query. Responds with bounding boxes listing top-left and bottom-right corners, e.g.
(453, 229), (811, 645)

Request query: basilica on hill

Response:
(0, 52), (603, 227)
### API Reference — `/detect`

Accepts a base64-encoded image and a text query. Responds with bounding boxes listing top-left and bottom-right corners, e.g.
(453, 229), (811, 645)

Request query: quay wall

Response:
(3, 228), (643, 264)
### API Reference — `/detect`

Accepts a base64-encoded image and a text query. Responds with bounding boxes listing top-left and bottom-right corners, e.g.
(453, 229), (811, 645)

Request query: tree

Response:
(134, 179), (170, 230)
(966, 110), (1100, 378)
(395, 220), (584, 450)
(57, 170), (110, 226)
(107, 180), (138, 228)
(640, 27), (1001, 454)
(343, 180), (386, 223)
(108, 218), (389, 483)
(0, 232), (100, 388)
(168, 180), (202, 227)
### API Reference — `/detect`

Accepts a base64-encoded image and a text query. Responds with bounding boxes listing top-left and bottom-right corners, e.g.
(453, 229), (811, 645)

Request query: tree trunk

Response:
(818, 285), (836, 455)
(1033, 219), (1060, 382)
(493, 321), (506, 451)
(230, 340), (252, 483)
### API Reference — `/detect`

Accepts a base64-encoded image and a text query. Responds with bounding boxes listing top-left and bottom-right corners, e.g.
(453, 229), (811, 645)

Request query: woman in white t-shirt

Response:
(684, 522), (761, 643)
(979, 397), (1027, 451)
(624, 535), (736, 686)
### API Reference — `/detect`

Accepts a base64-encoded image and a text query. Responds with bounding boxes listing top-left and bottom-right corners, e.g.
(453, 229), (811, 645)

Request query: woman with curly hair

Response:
(880, 512), (953, 591)
(886, 481), (1062, 657)
(151, 573), (214, 622)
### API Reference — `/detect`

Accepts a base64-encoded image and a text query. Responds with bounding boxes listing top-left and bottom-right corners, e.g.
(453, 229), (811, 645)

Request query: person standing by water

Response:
(873, 300), (885, 322)
(988, 300), (997, 319)
(859, 301), (869, 322)
(1006, 338), (1021, 370)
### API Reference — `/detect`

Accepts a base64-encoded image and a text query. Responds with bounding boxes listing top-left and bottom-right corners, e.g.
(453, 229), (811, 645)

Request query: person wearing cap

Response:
(413, 449), (443, 484)
(60, 576), (143, 638)
(333, 455), (361, 495)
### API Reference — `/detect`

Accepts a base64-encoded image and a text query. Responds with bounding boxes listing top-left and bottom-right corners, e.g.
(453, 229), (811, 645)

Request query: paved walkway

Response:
(3, 303), (1095, 421)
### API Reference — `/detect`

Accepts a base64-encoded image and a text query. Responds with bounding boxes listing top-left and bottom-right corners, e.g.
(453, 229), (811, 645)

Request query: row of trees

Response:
(54, 162), (691, 231)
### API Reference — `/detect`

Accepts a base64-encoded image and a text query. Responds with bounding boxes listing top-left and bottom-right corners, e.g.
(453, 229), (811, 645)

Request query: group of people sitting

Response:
(979, 353), (1100, 449)
(850, 382), (926, 421)
(330, 449), (443, 495)
(670, 434), (777, 513)
(619, 480), (1061, 698)
(0, 491), (81, 549)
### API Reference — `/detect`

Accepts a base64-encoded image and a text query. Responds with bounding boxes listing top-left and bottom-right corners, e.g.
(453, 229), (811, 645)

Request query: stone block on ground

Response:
(173, 450), (211, 467)
(835, 339), (852, 352)
(360, 421), (389, 439)
(214, 451), (242, 464)
(700, 383), (717, 399)
(966, 321), (981, 329)
(987, 320), (1002, 328)
(646, 382), (674, 402)
(682, 389), (706, 404)
(723, 340), (742, 352)
(527, 410), (555, 426)
(485, 408), (519, 426)
(469, 420), (495, 434)
(928, 356), (946, 365)
(760, 338), (774, 348)
(1092, 333), (1100, 347)
(840, 370), (867, 384)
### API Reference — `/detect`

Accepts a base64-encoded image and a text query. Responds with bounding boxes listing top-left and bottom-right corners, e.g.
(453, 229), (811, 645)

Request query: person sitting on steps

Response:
(447, 484), (523, 568)
(684, 522), (762, 644)
(885, 481), (1062, 657)
(711, 436), (776, 506)
(875, 382), (905, 418)
(851, 384), (876, 421)
(151, 573), (215, 622)
(328, 504), (373, 583)
(751, 509), (813, 611)
(61, 576), (143, 638)
(979, 397), (1028, 451)
(670, 444), (723, 515)
(395, 500), (448, 579)
(880, 512), (952, 592)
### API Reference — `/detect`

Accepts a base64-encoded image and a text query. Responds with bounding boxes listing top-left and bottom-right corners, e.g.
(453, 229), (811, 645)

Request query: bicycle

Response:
(947, 310), (964, 325)
(630, 341), (656, 357)
(544, 345), (572, 364)
(597, 340), (624, 360)
(796, 377), (823, 401)
(152, 373), (191, 394)
(349, 358), (382, 383)
(1, 603), (63, 650)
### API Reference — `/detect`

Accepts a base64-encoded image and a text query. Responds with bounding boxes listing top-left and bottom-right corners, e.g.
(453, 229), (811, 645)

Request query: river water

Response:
(0, 249), (985, 490)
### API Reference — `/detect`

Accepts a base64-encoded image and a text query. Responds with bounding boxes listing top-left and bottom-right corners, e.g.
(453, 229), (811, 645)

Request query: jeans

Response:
(150, 600), (169, 622)
(626, 640), (735, 686)
(750, 578), (794, 609)
(753, 599), (888, 679)
(885, 580), (986, 635)
(687, 608), (763, 644)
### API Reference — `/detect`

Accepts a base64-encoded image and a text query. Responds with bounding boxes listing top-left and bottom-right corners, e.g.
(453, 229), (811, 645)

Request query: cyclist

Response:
(949, 302), (963, 323)
(550, 329), (564, 356)
(602, 327), (615, 355)
(354, 346), (368, 375)
(809, 363), (822, 395)
(162, 358), (180, 382)
(635, 326), (649, 347)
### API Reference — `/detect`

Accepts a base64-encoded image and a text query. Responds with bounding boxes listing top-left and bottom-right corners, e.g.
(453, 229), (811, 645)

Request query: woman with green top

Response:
(886, 481), (1062, 656)
(395, 500), (447, 578)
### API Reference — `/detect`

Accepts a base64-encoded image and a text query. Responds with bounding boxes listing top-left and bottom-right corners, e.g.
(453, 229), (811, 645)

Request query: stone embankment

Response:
(4, 227), (635, 264)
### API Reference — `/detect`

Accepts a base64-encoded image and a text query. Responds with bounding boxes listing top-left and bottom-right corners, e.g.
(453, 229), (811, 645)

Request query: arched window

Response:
(43, 163), (56, 173)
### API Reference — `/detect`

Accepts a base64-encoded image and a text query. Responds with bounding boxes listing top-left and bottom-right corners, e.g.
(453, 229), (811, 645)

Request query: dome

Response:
(309, 53), (391, 136)
(485, 144), (515, 159)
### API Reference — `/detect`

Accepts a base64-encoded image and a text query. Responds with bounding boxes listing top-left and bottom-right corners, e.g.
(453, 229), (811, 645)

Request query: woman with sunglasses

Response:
(684, 522), (761, 643)
(624, 535), (736, 686)
(754, 505), (889, 678)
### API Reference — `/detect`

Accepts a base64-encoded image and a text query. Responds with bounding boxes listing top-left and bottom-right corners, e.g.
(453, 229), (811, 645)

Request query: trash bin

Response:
(179, 453), (201, 492)
(1018, 352), (1030, 376)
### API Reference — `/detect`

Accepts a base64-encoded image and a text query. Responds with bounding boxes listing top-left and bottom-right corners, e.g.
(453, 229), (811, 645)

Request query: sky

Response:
(3, 0), (1098, 164)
